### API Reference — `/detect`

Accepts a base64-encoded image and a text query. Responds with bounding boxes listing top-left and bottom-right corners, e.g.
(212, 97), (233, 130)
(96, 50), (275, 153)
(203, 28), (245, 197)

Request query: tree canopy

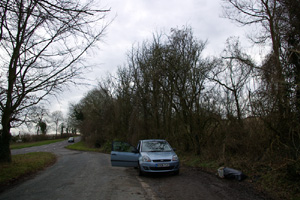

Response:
(0, 0), (110, 162)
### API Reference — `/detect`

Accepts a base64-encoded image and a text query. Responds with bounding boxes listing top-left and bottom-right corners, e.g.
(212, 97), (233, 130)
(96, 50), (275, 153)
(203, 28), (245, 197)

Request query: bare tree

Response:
(222, 0), (287, 118)
(210, 37), (255, 125)
(51, 110), (64, 136)
(70, 86), (114, 146)
(0, 0), (110, 162)
(223, 0), (300, 157)
(33, 106), (48, 135)
(125, 27), (214, 153)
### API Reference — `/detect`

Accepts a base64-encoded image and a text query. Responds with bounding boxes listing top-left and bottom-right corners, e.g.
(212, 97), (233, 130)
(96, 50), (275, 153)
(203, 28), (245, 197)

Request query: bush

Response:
(286, 159), (300, 181)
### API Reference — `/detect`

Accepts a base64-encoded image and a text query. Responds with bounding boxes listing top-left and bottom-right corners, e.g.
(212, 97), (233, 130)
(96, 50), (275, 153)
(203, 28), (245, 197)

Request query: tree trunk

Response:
(56, 124), (58, 137)
(292, 50), (300, 121)
(0, 111), (12, 163)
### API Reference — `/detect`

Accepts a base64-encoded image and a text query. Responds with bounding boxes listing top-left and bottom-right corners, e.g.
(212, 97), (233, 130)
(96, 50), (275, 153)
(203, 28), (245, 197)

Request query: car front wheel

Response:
(138, 163), (144, 176)
(174, 169), (180, 175)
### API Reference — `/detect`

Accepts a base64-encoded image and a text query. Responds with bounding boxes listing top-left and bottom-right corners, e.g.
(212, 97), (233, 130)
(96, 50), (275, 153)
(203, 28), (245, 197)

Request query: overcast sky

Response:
(48, 0), (253, 117)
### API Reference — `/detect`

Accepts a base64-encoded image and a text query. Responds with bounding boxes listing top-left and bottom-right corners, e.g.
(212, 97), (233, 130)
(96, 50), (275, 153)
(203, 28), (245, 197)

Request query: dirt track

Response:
(129, 167), (272, 200)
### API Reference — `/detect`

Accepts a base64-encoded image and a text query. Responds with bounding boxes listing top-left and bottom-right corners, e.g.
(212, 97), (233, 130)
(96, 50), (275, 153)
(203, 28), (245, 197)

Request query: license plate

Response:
(156, 163), (170, 167)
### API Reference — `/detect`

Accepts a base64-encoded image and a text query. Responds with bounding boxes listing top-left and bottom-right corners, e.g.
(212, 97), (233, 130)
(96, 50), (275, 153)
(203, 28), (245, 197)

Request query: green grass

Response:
(0, 152), (56, 186)
(66, 141), (101, 152)
(66, 141), (111, 153)
(257, 163), (300, 200)
(178, 152), (218, 173)
(178, 152), (300, 200)
(10, 138), (66, 149)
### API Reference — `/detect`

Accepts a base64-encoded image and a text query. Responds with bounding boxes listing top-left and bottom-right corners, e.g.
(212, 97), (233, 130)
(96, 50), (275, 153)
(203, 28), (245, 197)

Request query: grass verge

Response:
(178, 152), (300, 200)
(66, 141), (101, 152)
(255, 161), (300, 200)
(0, 152), (56, 190)
(66, 141), (111, 153)
(178, 152), (219, 173)
(10, 139), (66, 149)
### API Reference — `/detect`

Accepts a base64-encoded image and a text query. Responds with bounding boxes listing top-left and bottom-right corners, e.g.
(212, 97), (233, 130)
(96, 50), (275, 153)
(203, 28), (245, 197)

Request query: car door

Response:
(111, 141), (139, 167)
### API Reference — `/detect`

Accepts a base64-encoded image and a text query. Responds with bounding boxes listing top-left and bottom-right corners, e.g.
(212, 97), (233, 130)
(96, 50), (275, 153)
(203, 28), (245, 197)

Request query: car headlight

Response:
(141, 155), (151, 162)
(172, 155), (178, 161)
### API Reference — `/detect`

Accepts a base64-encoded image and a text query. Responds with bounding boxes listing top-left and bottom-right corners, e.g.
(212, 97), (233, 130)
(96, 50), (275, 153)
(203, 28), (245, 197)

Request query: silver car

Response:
(68, 137), (75, 143)
(111, 139), (180, 175)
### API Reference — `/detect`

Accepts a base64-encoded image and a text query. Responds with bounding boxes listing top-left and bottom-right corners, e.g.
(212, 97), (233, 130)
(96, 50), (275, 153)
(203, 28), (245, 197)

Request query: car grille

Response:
(150, 166), (175, 171)
(153, 159), (171, 162)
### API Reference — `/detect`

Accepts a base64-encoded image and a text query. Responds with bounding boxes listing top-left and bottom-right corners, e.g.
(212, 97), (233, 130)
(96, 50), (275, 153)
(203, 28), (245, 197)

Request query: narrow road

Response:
(1, 139), (270, 200)
(11, 137), (81, 156)
(1, 139), (152, 200)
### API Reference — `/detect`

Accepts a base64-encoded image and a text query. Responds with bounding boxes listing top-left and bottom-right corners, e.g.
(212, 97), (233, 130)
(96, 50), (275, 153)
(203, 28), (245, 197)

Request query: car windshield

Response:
(141, 141), (172, 152)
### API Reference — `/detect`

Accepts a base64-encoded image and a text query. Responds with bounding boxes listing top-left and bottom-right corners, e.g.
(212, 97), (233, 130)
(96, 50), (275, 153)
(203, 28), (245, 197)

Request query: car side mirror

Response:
(131, 148), (139, 153)
(173, 148), (177, 151)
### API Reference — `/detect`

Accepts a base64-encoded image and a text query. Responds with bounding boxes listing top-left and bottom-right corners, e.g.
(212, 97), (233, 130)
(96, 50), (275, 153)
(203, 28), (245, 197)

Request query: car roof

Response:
(140, 139), (166, 142)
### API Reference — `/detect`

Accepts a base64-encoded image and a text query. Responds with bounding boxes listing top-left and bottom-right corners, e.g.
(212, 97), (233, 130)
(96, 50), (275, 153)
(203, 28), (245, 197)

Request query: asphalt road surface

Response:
(3, 139), (151, 200)
(0, 139), (270, 200)
(11, 138), (78, 156)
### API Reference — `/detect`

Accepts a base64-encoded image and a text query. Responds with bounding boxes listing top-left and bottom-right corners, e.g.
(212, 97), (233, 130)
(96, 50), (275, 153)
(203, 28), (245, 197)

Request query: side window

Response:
(112, 141), (135, 152)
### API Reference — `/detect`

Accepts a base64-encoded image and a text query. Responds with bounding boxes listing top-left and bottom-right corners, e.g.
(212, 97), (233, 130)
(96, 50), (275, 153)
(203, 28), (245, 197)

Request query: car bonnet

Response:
(141, 151), (175, 160)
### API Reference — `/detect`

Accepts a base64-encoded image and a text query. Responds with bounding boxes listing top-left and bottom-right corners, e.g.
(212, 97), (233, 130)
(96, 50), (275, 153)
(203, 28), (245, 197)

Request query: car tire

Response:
(138, 163), (144, 176)
(174, 169), (180, 175)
